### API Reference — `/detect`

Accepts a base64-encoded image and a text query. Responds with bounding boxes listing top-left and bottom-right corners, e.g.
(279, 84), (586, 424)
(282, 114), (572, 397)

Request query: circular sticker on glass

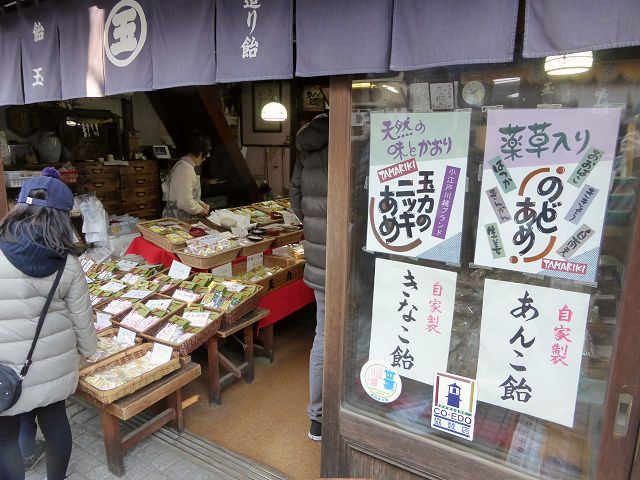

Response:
(360, 360), (402, 403)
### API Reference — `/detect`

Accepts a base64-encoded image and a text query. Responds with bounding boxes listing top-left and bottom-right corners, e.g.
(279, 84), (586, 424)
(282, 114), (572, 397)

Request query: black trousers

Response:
(0, 400), (72, 480)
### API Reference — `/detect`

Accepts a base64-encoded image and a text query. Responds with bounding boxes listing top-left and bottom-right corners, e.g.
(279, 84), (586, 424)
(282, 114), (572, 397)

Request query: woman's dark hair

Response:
(0, 188), (81, 256)
(181, 130), (212, 158)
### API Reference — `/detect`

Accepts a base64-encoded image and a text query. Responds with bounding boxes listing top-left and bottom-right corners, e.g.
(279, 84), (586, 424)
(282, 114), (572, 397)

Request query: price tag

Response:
(81, 258), (95, 273)
(246, 252), (263, 272)
(122, 289), (153, 299)
(183, 311), (211, 327)
(100, 281), (126, 293)
(168, 260), (192, 280)
(150, 343), (173, 364)
(85, 276), (94, 284)
(222, 281), (245, 292)
(211, 262), (233, 278)
(282, 211), (300, 225)
(172, 290), (200, 303)
(116, 327), (137, 346)
(116, 260), (138, 272)
(146, 299), (172, 311)
(96, 312), (112, 330)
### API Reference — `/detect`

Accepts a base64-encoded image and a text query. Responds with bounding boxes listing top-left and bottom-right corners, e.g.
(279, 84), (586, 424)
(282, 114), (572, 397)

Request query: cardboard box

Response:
(232, 255), (305, 293)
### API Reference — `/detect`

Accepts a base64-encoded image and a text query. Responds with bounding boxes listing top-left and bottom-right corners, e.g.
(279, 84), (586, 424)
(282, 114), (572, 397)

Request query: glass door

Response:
(322, 49), (640, 480)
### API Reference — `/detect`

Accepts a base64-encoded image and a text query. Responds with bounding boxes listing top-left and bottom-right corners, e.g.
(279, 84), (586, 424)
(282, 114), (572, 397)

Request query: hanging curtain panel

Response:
(295, 0), (393, 77)
(390, 0), (518, 71)
(0, 15), (24, 106)
(152, 0), (215, 89)
(101, 0), (153, 95)
(524, 0), (640, 57)
(215, 0), (292, 82)
(58, 0), (105, 100)
(20, 2), (62, 103)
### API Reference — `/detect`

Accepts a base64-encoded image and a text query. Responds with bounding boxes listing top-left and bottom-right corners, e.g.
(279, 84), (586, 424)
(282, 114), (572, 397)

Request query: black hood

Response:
(296, 113), (329, 154)
(0, 230), (66, 278)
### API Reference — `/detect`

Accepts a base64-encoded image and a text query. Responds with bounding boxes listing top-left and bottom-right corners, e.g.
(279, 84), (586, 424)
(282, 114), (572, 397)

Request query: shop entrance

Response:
(321, 53), (640, 480)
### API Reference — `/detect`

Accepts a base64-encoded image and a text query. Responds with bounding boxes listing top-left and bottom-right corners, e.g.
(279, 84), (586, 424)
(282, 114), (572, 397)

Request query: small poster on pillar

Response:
(476, 279), (590, 427)
(366, 112), (471, 264)
(473, 108), (622, 284)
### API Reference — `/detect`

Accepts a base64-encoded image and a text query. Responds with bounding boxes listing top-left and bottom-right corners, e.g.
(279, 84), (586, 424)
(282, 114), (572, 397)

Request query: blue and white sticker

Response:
(360, 360), (402, 403)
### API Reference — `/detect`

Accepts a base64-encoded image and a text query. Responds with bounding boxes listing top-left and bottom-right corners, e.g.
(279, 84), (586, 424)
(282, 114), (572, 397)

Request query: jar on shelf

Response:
(36, 131), (62, 163)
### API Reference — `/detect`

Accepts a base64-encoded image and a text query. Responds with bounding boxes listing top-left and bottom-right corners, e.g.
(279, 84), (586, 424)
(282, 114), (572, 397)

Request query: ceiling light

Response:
(493, 77), (520, 85)
(544, 51), (593, 76)
(352, 82), (373, 89)
(261, 101), (287, 122)
(382, 85), (399, 93)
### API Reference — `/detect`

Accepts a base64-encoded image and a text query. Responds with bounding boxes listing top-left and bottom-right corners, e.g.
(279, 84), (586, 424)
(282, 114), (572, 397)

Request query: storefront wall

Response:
(323, 50), (640, 480)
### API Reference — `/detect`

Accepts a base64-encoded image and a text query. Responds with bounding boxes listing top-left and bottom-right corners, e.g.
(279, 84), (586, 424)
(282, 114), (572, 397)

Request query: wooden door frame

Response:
(322, 74), (640, 479)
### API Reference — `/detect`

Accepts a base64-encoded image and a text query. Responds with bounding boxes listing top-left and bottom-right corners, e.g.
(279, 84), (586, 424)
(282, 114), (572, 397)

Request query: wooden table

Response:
(206, 308), (269, 405)
(75, 361), (201, 477)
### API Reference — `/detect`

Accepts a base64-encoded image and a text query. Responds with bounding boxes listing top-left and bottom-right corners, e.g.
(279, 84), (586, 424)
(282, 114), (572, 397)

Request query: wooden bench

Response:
(205, 308), (269, 405)
(75, 361), (201, 476)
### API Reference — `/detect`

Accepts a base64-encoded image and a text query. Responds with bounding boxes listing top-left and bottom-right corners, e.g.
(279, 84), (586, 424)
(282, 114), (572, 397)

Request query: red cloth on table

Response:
(126, 236), (316, 328)
(257, 279), (315, 329)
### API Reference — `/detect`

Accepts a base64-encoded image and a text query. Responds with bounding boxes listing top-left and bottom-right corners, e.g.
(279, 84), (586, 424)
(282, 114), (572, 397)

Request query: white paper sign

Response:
(145, 299), (172, 311)
(117, 327), (137, 346)
(85, 276), (94, 284)
(183, 311), (211, 328)
(282, 211), (300, 225)
(246, 252), (264, 272)
(211, 263), (233, 278)
(168, 260), (192, 280)
(431, 371), (478, 441)
(366, 112), (471, 264)
(150, 343), (173, 364)
(473, 108), (622, 283)
(116, 260), (138, 272)
(96, 312), (112, 330)
(369, 258), (456, 385)
(100, 281), (126, 293)
(476, 279), (590, 427)
(172, 290), (200, 303)
(122, 289), (153, 299)
(81, 258), (95, 273)
(222, 281), (245, 292)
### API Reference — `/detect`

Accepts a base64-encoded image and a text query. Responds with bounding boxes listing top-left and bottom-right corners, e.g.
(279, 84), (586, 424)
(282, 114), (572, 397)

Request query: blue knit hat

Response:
(17, 168), (74, 212)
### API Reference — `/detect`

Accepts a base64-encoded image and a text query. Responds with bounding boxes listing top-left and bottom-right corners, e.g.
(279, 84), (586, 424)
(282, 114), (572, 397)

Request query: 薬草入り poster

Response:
(473, 108), (622, 283)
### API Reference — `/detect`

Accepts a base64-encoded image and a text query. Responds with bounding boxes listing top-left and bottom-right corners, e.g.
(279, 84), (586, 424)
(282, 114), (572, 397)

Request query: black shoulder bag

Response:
(0, 261), (66, 413)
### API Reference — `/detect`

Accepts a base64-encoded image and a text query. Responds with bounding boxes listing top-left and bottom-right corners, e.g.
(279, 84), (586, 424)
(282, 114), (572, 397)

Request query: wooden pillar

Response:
(321, 75), (352, 478)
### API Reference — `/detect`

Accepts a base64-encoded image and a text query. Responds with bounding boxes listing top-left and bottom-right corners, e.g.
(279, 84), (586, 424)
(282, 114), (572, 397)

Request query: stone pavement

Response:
(25, 400), (287, 480)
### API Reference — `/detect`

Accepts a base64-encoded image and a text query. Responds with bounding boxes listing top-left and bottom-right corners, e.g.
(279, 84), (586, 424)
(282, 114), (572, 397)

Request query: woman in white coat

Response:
(0, 168), (97, 480)
(163, 131), (213, 220)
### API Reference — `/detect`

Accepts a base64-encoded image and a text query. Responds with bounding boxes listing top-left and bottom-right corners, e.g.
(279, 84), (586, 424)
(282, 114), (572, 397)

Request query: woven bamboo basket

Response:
(238, 237), (274, 257)
(271, 230), (305, 248)
(141, 309), (223, 356)
(77, 344), (181, 404)
(220, 284), (263, 326)
(176, 246), (242, 269)
(136, 218), (193, 253)
(79, 327), (142, 371)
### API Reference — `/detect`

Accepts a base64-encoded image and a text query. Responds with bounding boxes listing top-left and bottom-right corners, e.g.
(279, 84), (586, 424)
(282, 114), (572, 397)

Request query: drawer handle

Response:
(90, 169), (102, 174)
(136, 192), (146, 197)
(135, 179), (145, 185)
(134, 166), (144, 172)
(93, 182), (104, 188)
(137, 204), (147, 209)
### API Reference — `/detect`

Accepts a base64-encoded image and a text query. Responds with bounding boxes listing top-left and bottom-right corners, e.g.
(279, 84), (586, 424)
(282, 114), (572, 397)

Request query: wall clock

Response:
(462, 80), (485, 106)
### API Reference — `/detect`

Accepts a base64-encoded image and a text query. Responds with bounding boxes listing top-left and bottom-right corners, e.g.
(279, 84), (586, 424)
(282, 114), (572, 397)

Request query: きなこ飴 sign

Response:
(476, 279), (590, 427)
(366, 112), (471, 264)
(369, 258), (456, 385)
(473, 108), (622, 283)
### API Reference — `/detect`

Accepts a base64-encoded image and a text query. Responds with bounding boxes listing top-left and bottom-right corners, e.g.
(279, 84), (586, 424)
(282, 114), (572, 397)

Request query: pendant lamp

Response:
(544, 51), (593, 76)
(261, 100), (287, 122)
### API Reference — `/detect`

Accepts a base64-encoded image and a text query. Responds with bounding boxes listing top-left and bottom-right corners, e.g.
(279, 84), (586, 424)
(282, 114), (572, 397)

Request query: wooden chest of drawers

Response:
(76, 161), (161, 217)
